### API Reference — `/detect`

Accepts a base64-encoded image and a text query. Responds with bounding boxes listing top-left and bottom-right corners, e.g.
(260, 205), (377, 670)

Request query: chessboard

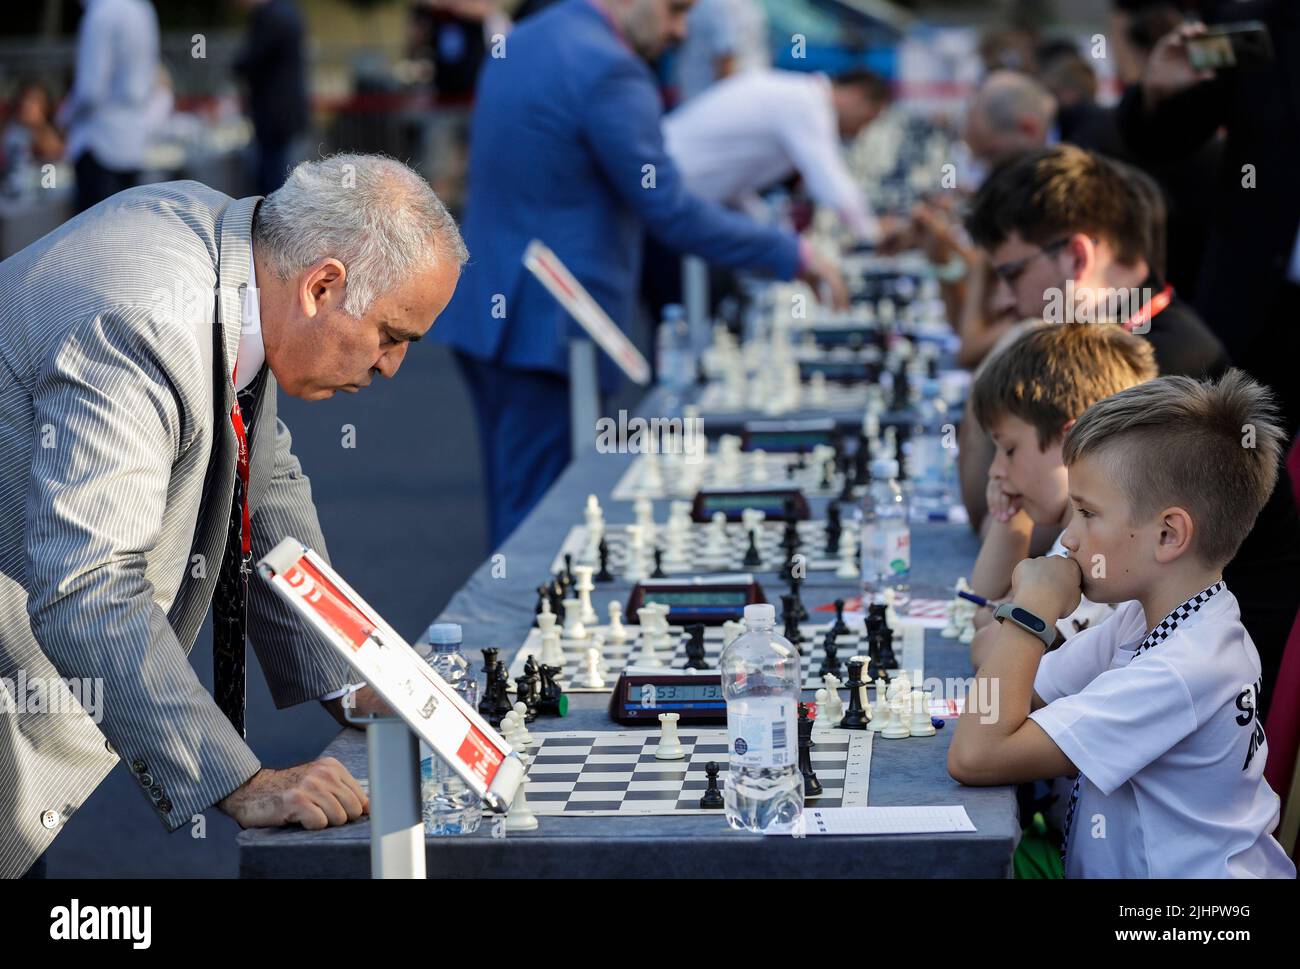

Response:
(694, 380), (873, 418)
(520, 728), (872, 816)
(550, 520), (845, 577)
(508, 619), (925, 693)
(611, 447), (842, 502)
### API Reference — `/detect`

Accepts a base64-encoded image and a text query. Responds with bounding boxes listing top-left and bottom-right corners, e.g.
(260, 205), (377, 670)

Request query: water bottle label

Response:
(889, 527), (911, 574)
(727, 698), (796, 769)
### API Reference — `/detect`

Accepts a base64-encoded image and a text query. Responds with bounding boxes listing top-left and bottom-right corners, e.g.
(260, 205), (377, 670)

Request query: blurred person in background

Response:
(233, 0), (310, 198)
(672, 0), (769, 103)
(664, 68), (890, 244)
(434, 0), (847, 549)
(410, 0), (498, 104)
(59, 0), (164, 213)
(2, 83), (65, 196)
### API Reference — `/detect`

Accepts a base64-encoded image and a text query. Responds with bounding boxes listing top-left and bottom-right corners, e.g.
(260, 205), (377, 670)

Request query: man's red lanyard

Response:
(230, 366), (252, 560)
(1122, 283), (1173, 333)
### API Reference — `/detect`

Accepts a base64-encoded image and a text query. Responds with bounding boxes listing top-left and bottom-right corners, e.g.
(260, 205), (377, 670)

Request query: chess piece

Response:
(655, 712), (686, 760)
(836, 528), (859, 578)
(511, 702), (535, 746)
(595, 537), (614, 582)
(574, 646), (605, 689)
(881, 697), (912, 739)
(536, 663), (567, 716)
(479, 648), (500, 719)
(721, 619), (745, 648)
(868, 677), (890, 731)
(606, 601), (627, 643)
(797, 704), (822, 797)
(651, 547), (667, 579)
(515, 673), (538, 721)
(838, 659), (870, 730)
(537, 612), (565, 668)
(491, 663), (513, 724)
(561, 597), (586, 640)
(505, 757), (538, 831)
(574, 565), (598, 625)
(682, 624), (709, 670)
(788, 573), (808, 622)
(822, 673), (846, 722)
(699, 762), (724, 809)
(830, 597), (850, 638)
(742, 529), (762, 567)
(780, 594), (804, 649)
(909, 690), (936, 737)
(814, 688), (836, 729)
(818, 633), (841, 678)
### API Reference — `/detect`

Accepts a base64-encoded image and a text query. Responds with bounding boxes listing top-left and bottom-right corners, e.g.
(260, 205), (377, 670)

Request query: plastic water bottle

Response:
(656, 303), (693, 394)
(419, 623), (482, 835)
(860, 457), (911, 600)
(908, 377), (954, 516)
(719, 603), (802, 833)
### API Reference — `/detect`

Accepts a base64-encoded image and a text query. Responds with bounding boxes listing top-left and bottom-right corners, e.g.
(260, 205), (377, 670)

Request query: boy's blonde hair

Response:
(1062, 370), (1283, 567)
(972, 323), (1158, 447)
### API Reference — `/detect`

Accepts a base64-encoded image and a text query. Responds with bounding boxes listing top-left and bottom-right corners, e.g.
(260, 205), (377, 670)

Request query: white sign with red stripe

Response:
(257, 538), (524, 813)
(523, 239), (652, 385)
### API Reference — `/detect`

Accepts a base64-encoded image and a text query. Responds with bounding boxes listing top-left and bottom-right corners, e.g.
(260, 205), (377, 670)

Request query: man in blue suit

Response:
(434, 0), (845, 548)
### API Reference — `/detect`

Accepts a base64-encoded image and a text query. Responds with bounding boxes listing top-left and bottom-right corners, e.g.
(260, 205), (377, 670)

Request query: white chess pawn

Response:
(836, 529), (859, 578)
(607, 601), (627, 643)
(941, 597), (960, 638)
(808, 371), (830, 407)
(881, 587), (900, 629)
(721, 619), (745, 648)
(888, 670), (912, 703)
(909, 691), (936, 737)
(822, 673), (846, 722)
(959, 604), (977, 645)
(505, 767), (538, 831)
(881, 697), (912, 739)
(589, 632), (610, 675)
(561, 597), (586, 640)
(704, 511), (729, 557)
(869, 677), (891, 731)
(511, 702), (534, 746)
(499, 710), (521, 751)
(573, 646), (606, 689)
(814, 688), (836, 729)
(751, 449), (769, 483)
(655, 712), (686, 760)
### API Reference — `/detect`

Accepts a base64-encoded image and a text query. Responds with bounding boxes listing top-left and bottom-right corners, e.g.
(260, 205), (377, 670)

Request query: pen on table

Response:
(956, 589), (989, 607)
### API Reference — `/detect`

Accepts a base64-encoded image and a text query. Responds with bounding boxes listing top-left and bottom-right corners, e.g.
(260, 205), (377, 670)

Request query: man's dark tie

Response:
(213, 369), (264, 737)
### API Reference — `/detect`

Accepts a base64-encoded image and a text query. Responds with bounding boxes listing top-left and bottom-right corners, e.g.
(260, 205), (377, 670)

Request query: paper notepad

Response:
(792, 806), (977, 836)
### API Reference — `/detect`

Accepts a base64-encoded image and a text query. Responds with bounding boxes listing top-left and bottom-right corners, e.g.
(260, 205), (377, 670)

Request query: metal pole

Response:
(569, 338), (598, 461)
(355, 713), (425, 879)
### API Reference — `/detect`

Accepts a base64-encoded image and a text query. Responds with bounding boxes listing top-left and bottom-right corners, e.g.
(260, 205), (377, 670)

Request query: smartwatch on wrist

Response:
(993, 602), (1057, 649)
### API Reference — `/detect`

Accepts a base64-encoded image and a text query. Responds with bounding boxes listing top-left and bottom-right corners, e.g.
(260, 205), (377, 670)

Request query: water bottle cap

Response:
(426, 622), (463, 645)
(870, 458), (900, 480)
(744, 603), (776, 624)
(663, 303), (685, 321)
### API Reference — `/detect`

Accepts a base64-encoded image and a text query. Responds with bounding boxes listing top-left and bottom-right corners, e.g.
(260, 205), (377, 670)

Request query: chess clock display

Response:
(805, 324), (880, 350)
(741, 417), (836, 452)
(690, 486), (810, 522)
(798, 358), (884, 384)
(608, 670), (726, 725)
(625, 576), (765, 625)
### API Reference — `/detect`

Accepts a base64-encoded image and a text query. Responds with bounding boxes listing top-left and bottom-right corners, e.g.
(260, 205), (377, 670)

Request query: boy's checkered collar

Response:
(1133, 581), (1225, 658)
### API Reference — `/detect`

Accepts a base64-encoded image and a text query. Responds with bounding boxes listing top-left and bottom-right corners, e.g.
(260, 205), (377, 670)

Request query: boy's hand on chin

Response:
(1011, 556), (1083, 620)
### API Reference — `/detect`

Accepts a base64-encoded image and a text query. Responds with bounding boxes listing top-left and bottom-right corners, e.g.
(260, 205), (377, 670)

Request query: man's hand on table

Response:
(320, 684), (393, 729)
(218, 757), (369, 830)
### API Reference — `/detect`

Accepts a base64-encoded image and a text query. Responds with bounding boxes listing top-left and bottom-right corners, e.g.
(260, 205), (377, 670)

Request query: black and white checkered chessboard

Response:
(551, 521), (846, 577)
(520, 728), (872, 816)
(508, 620), (925, 692)
(611, 450), (843, 501)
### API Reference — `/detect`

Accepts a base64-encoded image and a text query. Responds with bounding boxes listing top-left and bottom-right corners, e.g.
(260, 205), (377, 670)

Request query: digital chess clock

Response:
(799, 359), (884, 383)
(742, 418), (836, 452)
(608, 669), (726, 725)
(626, 576), (765, 626)
(806, 325), (880, 350)
(690, 487), (810, 522)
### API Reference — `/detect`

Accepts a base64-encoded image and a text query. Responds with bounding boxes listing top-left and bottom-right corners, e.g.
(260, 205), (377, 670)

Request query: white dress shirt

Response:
(236, 252), (360, 705)
(663, 70), (878, 241)
(60, 0), (164, 171)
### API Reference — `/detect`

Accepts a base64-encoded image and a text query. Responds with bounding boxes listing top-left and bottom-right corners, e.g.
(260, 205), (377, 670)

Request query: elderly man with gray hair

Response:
(0, 153), (463, 878)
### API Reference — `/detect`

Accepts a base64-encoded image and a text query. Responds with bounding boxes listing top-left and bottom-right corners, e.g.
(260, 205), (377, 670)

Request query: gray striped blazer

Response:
(0, 182), (355, 878)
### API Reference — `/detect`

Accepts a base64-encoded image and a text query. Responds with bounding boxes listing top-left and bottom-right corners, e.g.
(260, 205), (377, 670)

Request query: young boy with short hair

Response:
(966, 323), (1158, 668)
(949, 371), (1295, 878)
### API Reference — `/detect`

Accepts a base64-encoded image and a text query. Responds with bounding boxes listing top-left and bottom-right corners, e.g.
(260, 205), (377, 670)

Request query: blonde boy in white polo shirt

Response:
(949, 371), (1295, 878)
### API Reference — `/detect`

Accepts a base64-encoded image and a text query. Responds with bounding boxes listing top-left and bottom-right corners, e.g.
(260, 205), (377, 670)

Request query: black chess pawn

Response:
(682, 624), (709, 670)
(699, 761), (724, 809)
(838, 462), (856, 503)
(479, 648), (500, 719)
(780, 593), (804, 650)
(595, 537), (614, 582)
(819, 458), (834, 491)
(818, 634), (841, 678)
(788, 573), (808, 622)
(563, 552), (575, 587)
(830, 598), (850, 638)
(651, 546), (667, 579)
(742, 528), (762, 567)
(798, 703), (822, 798)
(838, 659), (870, 730)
